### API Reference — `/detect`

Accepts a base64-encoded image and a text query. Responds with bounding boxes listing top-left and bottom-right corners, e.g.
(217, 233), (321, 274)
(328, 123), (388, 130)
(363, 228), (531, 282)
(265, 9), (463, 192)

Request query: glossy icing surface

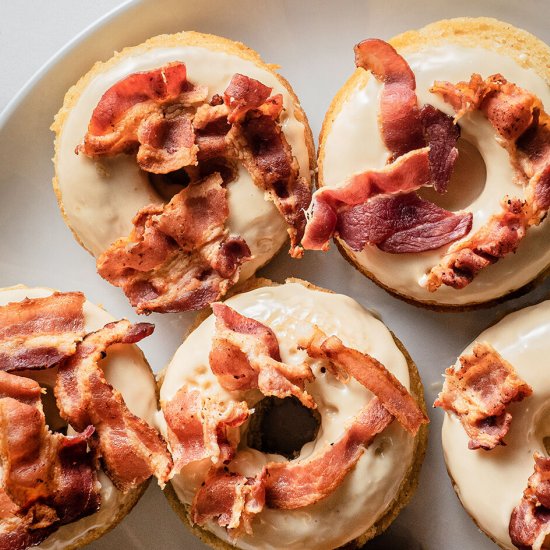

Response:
(442, 300), (550, 549)
(322, 44), (550, 305)
(55, 40), (311, 282)
(159, 282), (416, 550)
(0, 286), (158, 550)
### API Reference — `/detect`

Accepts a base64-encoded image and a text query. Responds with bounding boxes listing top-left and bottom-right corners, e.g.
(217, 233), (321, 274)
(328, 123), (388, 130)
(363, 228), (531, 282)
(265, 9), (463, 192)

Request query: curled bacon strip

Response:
(0, 292), (85, 372)
(302, 148), (431, 250)
(55, 320), (173, 492)
(97, 173), (252, 314)
(210, 303), (315, 408)
(426, 74), (550, 291)
(302, 328), (427, 435)
(163, 386), (249, 473)
(434, 342), (532, 450)
(225, 78), (311, 258)
(264, 397), (393, 508)
(510, 453), (550, 550)
(0, 371), (99, 550)
(190, 398), (393, 534)
(191, 469), (266, 537)
(354, 38), (424, 159)
(80, 62), (206, 174)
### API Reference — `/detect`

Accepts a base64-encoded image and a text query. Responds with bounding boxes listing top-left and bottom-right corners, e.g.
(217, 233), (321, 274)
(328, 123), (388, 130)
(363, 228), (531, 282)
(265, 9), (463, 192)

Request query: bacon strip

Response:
(420, 104), (460, 194)
(97, 173), (251, 314)
(434, 342), (532, 450)
(0, 371), (99, 550)
(302, 148), (431, 250)
(190, 397), (393, 534)
(227, 111), (311, 258)
(163, 386), (249, 473)
(80, 62), (207, 174)
(0, 292), (85, 372)
(55, 320), (173, 492)
(337, 192), (472, 253)
(510, 453), (550, 550)
(224, 73), (273, 124)
(191, 469), (266, 537)
(302, 328), (427, 435)
(210, 303), (315, 408)
(426, 74), (550, 291)
(354, 38), (424, 159)
(264, 397), (393, 508)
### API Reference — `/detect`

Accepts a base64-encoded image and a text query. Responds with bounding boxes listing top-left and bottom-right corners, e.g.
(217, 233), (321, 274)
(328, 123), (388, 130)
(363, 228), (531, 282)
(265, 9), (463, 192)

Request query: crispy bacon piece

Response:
(265, 397), (393, 508)
(80, 62), (206, 173)
(163, 386), (249, 473)
(337, 192), (472, 253)
(509, 453), (550, 550)
(136, 112), (198, 174)
(0, 292), (85, 372)
(427, 74), (550, 291)
(223, 73), (310, 258)
(210, 303), (315, 408)
(354, 38), (424, 159)
(302, 148), (431, 250)
(0, 371), (100, 550)
(224, 73), (273, 124)
(426, 198), (530, 290)
(55, 320), (173, 492)
(434, 342), (532, 450)
(302, 328), (427, 435)
(420, 104), (460, 193)
(228, 112), (311, 258)
(97, 173), (251, 314)
(191, 469), (266, 537)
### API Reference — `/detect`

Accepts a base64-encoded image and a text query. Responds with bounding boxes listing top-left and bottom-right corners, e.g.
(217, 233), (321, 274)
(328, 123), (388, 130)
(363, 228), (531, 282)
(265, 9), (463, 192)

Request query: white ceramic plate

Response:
(1, 0), (548, 548)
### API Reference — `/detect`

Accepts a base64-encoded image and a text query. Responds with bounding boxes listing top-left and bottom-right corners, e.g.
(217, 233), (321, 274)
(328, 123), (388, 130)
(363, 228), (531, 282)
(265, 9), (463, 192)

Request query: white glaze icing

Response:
(442, 300), (550, 549)
(159, 282), (416, 550)
(0, 286), (158, 550)
(322, 44), (550, 306)
(55, 39), (312, 281)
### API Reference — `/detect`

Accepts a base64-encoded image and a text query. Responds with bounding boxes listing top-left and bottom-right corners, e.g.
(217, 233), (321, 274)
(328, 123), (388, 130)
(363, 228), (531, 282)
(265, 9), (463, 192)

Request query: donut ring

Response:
(51, 32), (314, 314)
(437, 300), (550, 549)
(0, 285), (171, 549)
(158, 278), (428, 549)
(309, 17), (550, 310)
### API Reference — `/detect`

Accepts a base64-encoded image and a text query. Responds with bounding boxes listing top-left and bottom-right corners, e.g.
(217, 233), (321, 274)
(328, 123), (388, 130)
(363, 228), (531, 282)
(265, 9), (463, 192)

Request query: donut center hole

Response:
(148, 158), (238, 201)
(41, 385), (68, 435)
(417, 137), (487, 211)
(247, 396), (321, 460)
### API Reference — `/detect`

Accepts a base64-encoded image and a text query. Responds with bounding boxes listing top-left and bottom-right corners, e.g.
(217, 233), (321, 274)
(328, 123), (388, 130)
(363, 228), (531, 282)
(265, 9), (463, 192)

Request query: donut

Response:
(435, 301), (550, 549)
(0, 285), (172, 549)
(158, 278), (428, 549)
(51, 32), (314, 314)
(303, 17), (550, 309)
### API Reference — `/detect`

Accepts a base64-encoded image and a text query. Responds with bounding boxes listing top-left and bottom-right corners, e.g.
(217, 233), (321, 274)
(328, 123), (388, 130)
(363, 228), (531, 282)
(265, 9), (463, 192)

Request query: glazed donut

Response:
(158, 278), (428, 549)
(435, 301), (550, 549)
(0, 285), (172, 549)
(304, 17), (550, 309)
(52, 32), (314, 314)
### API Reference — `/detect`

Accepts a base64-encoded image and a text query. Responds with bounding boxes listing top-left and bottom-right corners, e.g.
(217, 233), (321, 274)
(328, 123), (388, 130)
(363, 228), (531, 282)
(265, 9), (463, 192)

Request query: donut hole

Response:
(41, 385), (68, 435)
(148, 158), (238, 201)
(417, 137), (487, 211)
(246, 396), (321, 460)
